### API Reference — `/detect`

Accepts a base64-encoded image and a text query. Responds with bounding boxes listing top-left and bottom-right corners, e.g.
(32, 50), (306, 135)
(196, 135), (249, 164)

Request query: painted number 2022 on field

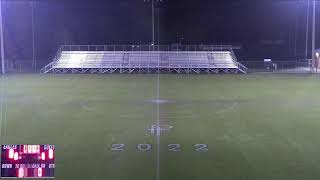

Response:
(110, 144), (208, 152)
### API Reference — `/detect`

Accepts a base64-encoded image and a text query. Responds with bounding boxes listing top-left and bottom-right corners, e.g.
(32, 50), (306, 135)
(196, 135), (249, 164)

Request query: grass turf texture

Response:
(1, 74), (320, 180)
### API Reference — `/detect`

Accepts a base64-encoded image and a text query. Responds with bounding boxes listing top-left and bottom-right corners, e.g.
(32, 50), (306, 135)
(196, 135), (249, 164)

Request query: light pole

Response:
(311, 0), (316, 72)
(144, 0), (155, 46)
(31, 1), (36, 69)
(282, 0), (316, 72)
(0, 0), (5, 75)
(144, 0), (163, 47)
(152, 0), (154, 46)
(305, 0), (310, 59)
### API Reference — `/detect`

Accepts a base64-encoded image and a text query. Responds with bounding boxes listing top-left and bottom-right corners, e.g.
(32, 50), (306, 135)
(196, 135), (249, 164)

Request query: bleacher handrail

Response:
(236, 62), (248, 74)
(59, 45), (240, 52)
(40, 61), (56, 74)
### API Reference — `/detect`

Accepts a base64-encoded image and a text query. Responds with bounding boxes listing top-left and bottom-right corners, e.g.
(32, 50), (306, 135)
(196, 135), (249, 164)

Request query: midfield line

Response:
(0, 76), (8, 149)
(0, 77), (2, 180)
(0, 76), (7, 145)
(0, 77), (3, 147)
(156, 73), (160, 180)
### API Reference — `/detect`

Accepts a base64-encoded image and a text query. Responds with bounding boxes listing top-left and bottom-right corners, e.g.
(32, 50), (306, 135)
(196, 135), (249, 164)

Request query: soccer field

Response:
(1, 74), (320, 180)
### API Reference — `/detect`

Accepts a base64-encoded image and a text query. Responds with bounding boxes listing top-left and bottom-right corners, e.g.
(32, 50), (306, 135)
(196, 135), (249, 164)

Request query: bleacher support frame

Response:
(41, 45), (248, 74)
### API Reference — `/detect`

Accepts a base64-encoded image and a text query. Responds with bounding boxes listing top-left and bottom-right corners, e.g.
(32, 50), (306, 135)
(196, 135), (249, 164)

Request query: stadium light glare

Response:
(68, 53), (86, 68)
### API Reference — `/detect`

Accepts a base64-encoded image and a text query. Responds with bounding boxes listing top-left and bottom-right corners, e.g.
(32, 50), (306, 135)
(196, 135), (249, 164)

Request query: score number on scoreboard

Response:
(1, 145), (55, 178)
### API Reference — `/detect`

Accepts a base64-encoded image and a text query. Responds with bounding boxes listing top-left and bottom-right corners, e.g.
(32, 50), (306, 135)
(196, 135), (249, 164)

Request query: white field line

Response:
(3, 77), (7, 143)
(1, 77), (7, 144)
(0, 76), (3, 145)
(0, 76), (7, 178)
(156, 74), (160, 180)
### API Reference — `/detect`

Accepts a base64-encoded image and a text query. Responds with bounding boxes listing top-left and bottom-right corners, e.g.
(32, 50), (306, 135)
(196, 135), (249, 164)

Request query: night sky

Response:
(2, 0), (319, 66)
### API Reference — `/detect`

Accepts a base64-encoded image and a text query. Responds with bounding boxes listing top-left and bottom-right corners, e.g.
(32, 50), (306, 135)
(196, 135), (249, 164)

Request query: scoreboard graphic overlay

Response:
(1, 145), (55, 178)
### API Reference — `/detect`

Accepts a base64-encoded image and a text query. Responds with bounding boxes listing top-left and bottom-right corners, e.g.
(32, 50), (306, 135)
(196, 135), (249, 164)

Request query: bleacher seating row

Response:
(41, 50), (247, 74)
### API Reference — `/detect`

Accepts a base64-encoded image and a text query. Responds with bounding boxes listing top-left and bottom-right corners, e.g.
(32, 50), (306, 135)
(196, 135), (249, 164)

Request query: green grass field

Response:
(1, 74), (320, 180)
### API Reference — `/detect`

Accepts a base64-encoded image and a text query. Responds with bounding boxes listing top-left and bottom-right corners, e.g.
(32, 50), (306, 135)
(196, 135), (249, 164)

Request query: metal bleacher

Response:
(41, 45), (248, 74)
